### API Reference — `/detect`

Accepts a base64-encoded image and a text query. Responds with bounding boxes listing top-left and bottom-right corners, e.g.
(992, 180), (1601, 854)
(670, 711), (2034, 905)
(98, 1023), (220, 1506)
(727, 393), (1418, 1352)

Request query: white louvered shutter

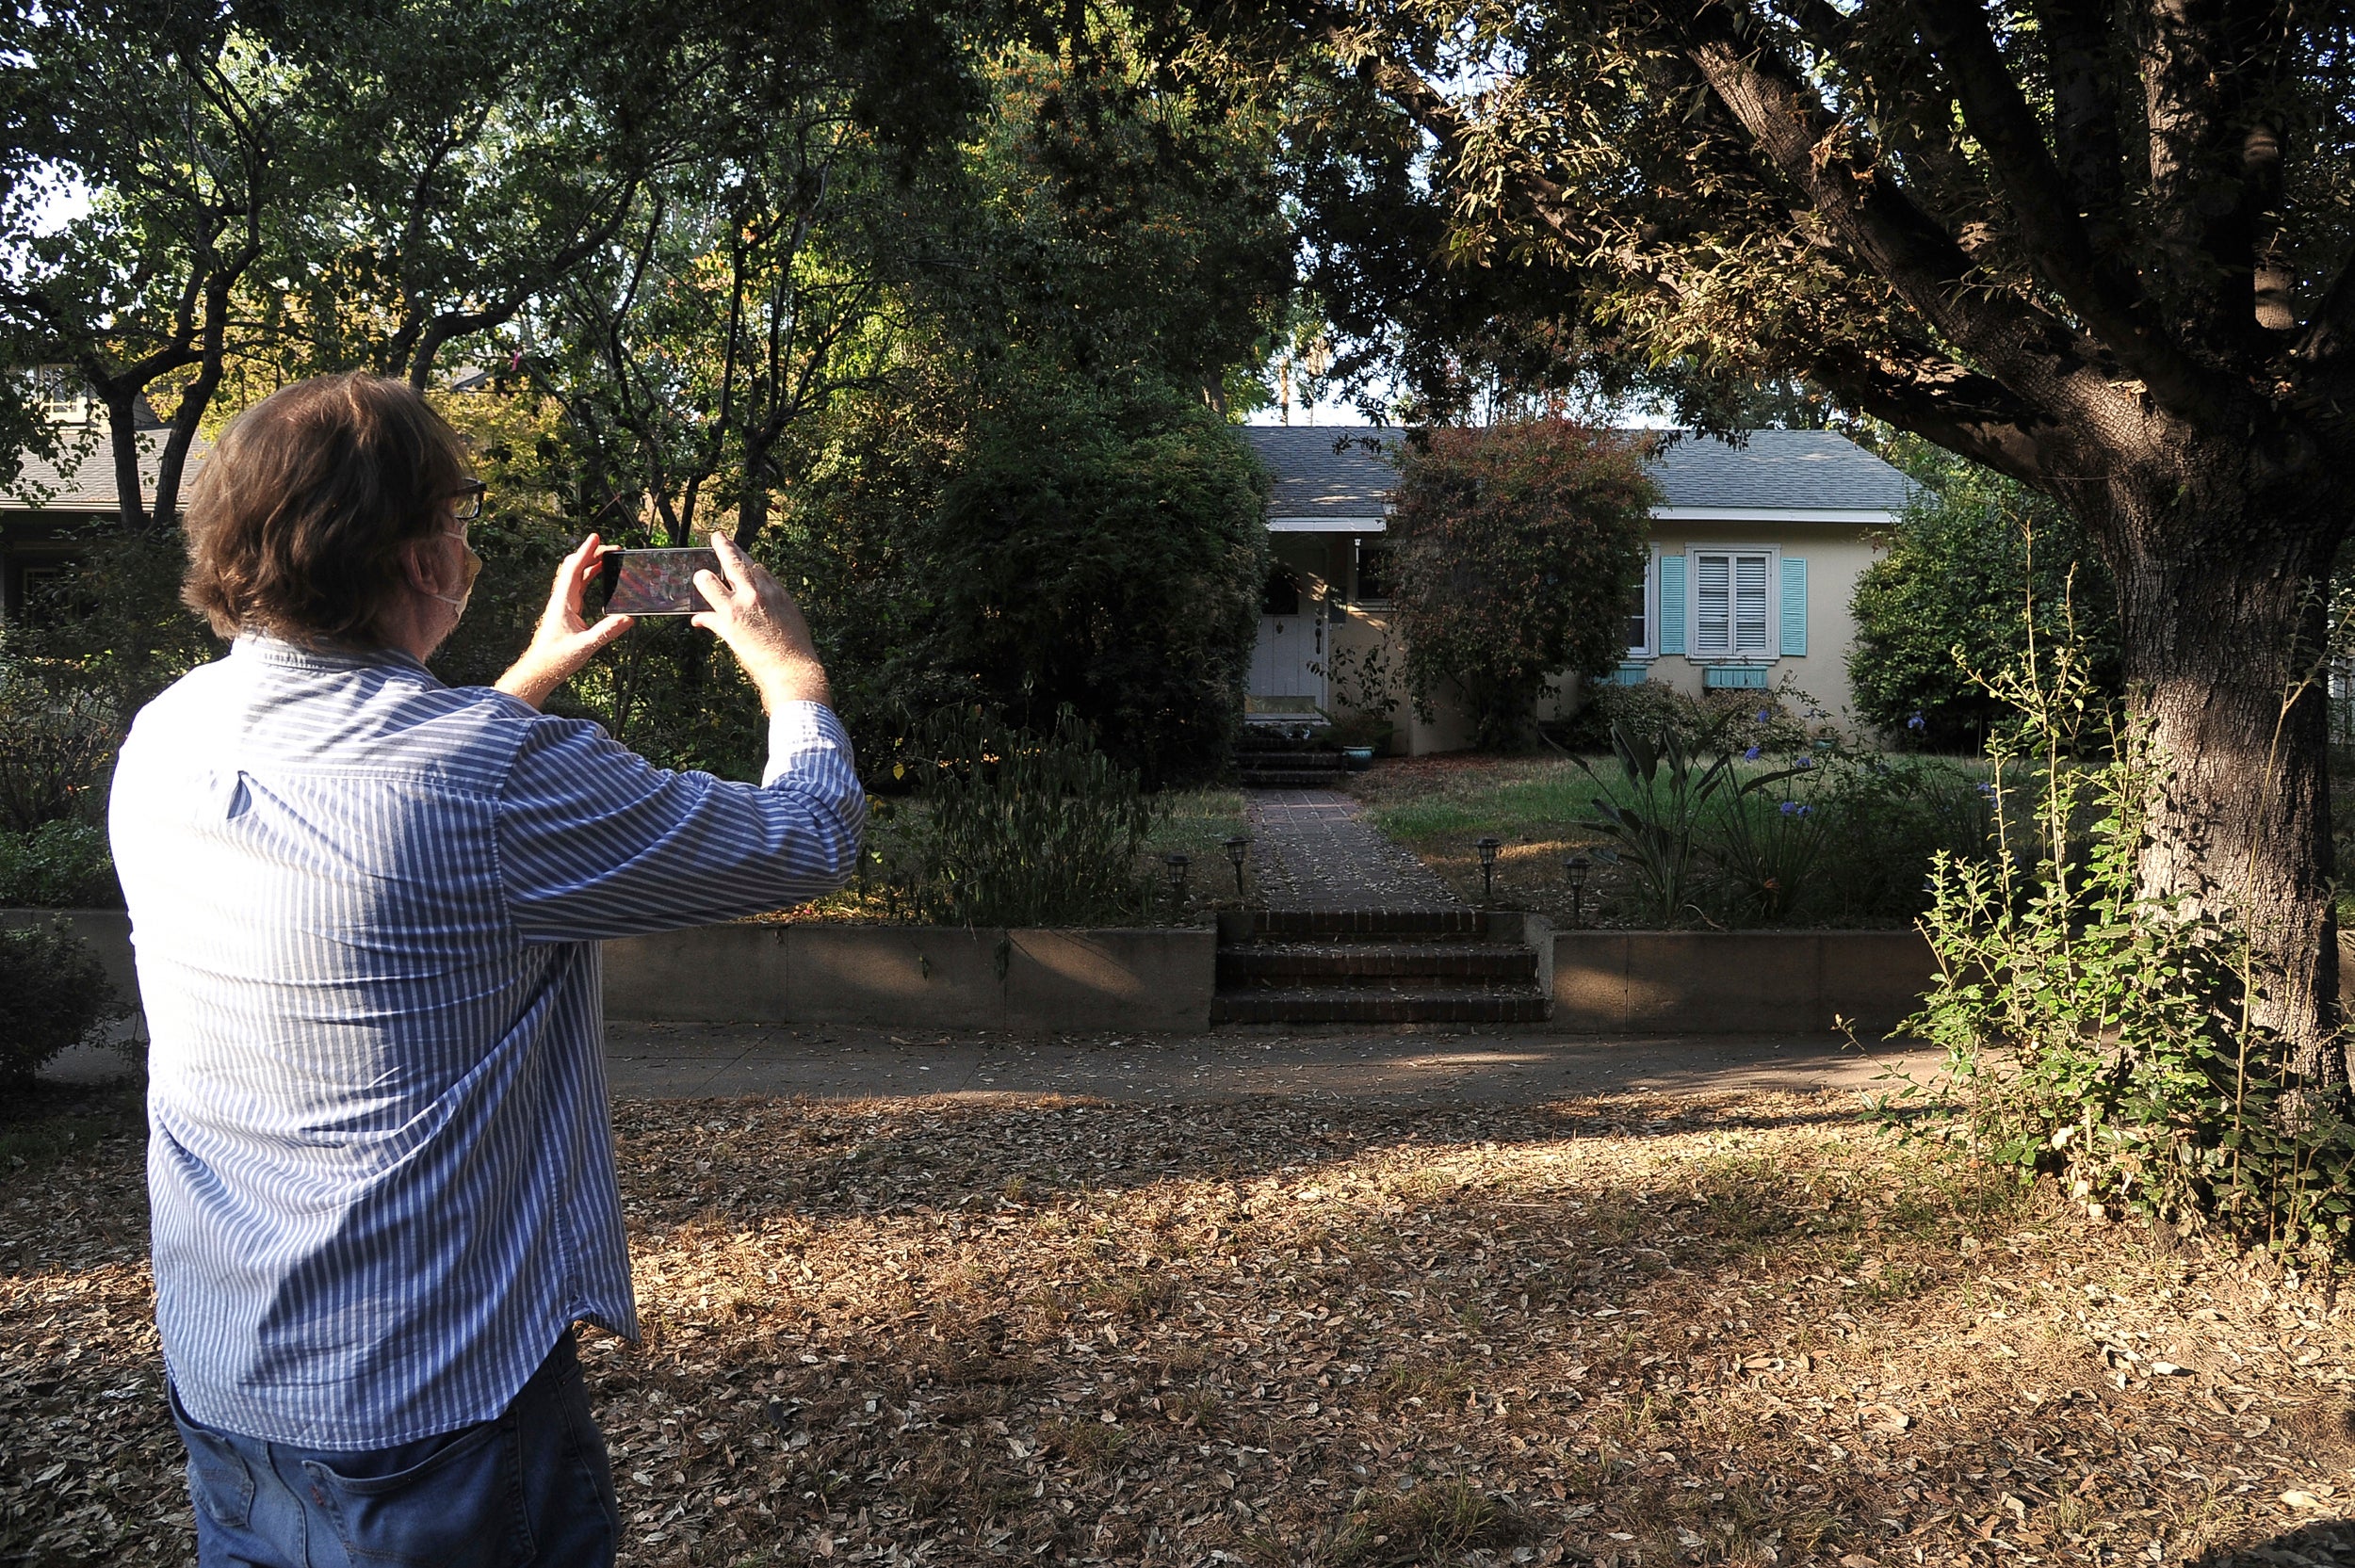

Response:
(1695, 555), (1730, 654)
(1734, 556), (1769, 653)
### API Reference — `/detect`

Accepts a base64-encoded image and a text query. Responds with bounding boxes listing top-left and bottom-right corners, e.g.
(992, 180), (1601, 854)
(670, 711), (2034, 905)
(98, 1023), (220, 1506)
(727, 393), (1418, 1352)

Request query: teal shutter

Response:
(1779, 557), (1808, 656)
(1657, 555), (1686, 655)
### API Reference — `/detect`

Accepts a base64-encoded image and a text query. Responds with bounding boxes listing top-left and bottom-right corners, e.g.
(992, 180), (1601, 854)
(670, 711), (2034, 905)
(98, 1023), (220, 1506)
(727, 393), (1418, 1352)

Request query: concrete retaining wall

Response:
(62, 909), (2354, 1038)
(1551, 929), (1938, 1034)
(1, 912), (1215, 1034)
(600, 925), (1215, 1031)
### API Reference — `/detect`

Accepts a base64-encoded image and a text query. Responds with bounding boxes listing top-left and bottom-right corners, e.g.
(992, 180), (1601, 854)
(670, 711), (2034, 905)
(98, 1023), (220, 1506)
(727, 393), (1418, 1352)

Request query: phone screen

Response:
(598, 548), (721, 616)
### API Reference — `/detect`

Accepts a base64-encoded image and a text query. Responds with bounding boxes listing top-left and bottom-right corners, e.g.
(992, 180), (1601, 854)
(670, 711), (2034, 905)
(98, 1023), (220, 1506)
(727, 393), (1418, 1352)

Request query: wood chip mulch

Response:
(4, 1088), (2353, 1566)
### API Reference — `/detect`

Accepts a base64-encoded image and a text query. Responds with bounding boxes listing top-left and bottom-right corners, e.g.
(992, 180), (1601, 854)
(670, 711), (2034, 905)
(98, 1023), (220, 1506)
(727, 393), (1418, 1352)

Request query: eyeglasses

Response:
(450, 480), (486, 523)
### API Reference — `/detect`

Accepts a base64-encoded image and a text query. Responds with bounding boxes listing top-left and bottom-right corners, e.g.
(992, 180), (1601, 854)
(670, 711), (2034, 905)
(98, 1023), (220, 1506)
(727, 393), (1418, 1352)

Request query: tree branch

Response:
(2023, 0), (2127, 226)
(1908, 0), (2201, 396)
(1675, 2), (2224, 428)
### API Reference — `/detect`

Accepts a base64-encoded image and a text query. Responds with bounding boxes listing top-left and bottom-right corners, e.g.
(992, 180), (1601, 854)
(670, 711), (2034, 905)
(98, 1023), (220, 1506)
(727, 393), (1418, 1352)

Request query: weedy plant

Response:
(1892, 603), (2355, 1275)
(1576, 722), (1805, 926)
(894, 704), (1162, 928)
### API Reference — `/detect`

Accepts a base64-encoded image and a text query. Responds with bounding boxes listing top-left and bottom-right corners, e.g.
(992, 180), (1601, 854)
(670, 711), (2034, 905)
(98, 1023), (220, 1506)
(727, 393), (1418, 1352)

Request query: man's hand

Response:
(691, 531), (832, 711)
(495, 534), (635, 711)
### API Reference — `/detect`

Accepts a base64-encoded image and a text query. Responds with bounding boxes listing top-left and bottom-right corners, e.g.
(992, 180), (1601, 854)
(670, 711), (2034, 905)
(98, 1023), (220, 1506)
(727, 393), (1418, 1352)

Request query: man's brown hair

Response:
(183, 373), (473, 643)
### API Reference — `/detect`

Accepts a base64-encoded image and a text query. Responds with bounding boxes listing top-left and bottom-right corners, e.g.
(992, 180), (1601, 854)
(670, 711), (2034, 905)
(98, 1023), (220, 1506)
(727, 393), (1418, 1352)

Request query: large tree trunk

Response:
(2088, 448), (2348, 1090)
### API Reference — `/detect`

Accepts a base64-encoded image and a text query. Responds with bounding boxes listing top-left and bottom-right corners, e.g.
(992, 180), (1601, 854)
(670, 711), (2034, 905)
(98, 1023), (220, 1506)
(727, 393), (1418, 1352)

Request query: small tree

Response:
(1388, 421), (1654, 749)
(1848, 444), (2121, 752)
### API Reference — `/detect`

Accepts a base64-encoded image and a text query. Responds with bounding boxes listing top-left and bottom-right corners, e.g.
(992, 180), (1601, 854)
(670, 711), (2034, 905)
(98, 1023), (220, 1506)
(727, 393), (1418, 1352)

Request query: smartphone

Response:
(596, 547), (722, 616)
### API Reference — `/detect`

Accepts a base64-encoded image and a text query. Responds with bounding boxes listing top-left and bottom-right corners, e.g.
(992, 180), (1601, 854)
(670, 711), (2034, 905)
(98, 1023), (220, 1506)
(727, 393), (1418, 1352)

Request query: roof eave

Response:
(1649, 507), (1902, 525)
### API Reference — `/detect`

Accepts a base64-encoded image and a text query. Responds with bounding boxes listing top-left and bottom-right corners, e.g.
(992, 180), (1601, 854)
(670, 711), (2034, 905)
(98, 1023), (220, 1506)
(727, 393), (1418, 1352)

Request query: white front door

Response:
(1248, 614), (1326, 712)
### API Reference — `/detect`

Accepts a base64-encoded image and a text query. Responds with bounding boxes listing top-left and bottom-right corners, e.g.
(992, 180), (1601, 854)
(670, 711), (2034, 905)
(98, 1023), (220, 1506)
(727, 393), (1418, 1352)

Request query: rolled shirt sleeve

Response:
(496, 700), (867, 943)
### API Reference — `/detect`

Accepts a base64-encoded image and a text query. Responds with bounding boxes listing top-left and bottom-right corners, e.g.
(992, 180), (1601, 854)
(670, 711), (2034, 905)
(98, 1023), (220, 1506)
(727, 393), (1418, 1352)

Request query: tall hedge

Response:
(785, 363), (1268, 786)
(1846, 445), (2120, 751)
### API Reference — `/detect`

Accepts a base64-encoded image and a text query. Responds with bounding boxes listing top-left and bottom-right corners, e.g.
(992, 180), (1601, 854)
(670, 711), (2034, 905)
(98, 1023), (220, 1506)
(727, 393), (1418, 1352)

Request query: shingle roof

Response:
(2, 428), (189, 512)
(1244, 426), (1398, 518)
(1648, 429), (1913, 512)
(1241, 426), (1913, 519)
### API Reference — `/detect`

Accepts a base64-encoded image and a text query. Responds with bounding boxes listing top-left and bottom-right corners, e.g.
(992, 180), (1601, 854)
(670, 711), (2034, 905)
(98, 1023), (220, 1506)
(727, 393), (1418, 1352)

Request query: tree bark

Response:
(2071, 443), (2349, 1087)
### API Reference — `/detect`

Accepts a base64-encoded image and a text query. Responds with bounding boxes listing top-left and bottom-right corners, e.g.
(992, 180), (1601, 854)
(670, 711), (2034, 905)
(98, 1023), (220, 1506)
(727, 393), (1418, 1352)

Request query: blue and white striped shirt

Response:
(110, 634), (864, 1447)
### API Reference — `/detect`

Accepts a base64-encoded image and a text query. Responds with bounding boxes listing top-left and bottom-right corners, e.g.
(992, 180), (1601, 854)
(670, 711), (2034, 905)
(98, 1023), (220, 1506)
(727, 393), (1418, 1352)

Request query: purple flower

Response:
(1795, 755), (1814, 769)
(1744, 745), (1762, 761)
(1907, 711), (1925, 731)
(1756, 709), (1771, 722)
(1778, 800), (1812, 816)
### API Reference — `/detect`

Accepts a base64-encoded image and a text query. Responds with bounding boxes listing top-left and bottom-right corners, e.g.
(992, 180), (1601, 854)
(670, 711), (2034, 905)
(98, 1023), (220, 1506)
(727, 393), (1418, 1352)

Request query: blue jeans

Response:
(169, 1330), (621, 1568)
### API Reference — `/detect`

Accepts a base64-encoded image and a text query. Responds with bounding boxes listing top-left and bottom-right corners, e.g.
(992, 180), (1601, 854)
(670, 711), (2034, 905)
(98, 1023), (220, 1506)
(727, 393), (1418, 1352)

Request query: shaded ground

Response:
(6, 1070), (2353, 1567)
(600, 1025), (1938, 1103)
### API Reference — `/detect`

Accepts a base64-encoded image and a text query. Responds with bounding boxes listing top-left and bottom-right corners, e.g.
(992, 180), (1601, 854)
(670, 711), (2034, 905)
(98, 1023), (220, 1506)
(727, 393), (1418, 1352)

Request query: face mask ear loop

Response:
(430, 530), (481, 619)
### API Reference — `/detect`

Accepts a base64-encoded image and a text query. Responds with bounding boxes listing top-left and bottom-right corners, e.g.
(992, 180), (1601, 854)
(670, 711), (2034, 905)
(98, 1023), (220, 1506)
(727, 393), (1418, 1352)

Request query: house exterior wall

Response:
(1625, 522), (1887, 729)
(1247, 519), (1890, 755)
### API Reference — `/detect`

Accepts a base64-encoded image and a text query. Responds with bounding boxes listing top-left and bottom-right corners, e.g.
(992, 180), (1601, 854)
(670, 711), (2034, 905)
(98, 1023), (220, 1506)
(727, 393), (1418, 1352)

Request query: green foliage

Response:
(0, 921), (123, 1088)
(1894, 625), (2355, 1271)
(1558, 678), (1812, 758)
(1575, 723), (1801, 927)
(889, 705), (1162, 928)
(934, 49), (1294, 400)
(1388, 422), (1655, 750)
(789, 361), (1267, 786)
(922, 376), (1266, 785)
(0, 672), (118, 834)
(0, 823), (120, 910)
(5, 527), (216, 721)
(1567, 691), (1993, 928)
(1846, 440), (2121, 751)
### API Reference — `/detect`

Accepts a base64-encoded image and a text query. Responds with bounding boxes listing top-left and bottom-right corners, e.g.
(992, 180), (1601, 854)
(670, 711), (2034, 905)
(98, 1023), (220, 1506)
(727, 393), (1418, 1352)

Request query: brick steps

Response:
(1249, 909), (1489, 936)
(1210, 986), (1550, 1025)
(1238, 768), (1346, 788)
(1234, 741), (1345, 788)
(1218, 943), (1537, 987)
(1212, 909), (1550, 1025)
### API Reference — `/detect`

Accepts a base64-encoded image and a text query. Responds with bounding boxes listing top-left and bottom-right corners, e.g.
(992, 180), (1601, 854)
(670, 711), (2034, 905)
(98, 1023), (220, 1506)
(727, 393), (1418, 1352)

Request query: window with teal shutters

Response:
(1657, 555), (1686, 655)
(1779, 558), (1808, 656)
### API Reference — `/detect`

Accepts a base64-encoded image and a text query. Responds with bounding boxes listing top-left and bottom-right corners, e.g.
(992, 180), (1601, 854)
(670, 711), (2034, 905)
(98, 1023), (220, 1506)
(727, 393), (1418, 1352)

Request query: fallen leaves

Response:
(3, 1084), (2353, 1566)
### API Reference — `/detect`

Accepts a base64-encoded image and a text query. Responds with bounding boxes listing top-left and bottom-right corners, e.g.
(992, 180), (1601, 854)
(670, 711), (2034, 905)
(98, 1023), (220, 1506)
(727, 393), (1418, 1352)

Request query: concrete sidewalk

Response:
(602, 1022), (1942, 1104)
(44, 1018), (1941, 1105)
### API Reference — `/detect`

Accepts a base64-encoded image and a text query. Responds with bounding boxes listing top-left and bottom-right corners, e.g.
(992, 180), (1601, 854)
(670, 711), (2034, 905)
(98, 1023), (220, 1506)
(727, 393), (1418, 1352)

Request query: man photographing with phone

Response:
(108, 372), (862, 1568)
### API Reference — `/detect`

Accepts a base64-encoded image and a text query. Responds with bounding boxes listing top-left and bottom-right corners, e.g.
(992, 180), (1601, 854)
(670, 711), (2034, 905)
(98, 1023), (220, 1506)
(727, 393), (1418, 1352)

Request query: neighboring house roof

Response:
(1242, 425), (1913, 529)
(1, 428), (190, 513)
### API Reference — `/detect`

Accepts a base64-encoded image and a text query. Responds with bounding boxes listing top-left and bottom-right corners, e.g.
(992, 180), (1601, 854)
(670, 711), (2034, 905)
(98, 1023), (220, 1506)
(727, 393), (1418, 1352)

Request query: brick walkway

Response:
(1243, 788), (1463, 911)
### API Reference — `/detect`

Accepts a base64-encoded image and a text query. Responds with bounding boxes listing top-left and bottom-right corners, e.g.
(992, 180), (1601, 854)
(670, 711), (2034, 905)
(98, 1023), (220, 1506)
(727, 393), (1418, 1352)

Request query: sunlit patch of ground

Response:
(4, 1085), (2352, 1566)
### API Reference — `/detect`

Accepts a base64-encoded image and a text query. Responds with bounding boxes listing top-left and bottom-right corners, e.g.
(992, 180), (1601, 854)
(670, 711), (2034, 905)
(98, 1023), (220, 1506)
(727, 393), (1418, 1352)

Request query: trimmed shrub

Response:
(0, 921), (123, 1087)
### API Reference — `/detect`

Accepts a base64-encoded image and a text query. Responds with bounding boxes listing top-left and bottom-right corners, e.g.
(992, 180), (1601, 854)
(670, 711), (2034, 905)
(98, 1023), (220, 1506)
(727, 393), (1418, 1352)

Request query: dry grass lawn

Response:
(4, 1082), (2353, 1566)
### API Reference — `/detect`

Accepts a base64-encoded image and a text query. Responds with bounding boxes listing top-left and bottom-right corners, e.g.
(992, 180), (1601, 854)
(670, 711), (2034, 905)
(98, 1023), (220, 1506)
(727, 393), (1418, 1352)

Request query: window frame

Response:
(30, 367), (90, 425)
(1625, 549), (1657, 658)
(1683, 543), (1780, 661)
(1351, 535), (1395, 607)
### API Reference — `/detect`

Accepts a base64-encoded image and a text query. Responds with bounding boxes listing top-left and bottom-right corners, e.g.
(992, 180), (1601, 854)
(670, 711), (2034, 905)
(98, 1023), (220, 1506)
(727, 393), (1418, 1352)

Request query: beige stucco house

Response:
(1240, 427), (1914, 754)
